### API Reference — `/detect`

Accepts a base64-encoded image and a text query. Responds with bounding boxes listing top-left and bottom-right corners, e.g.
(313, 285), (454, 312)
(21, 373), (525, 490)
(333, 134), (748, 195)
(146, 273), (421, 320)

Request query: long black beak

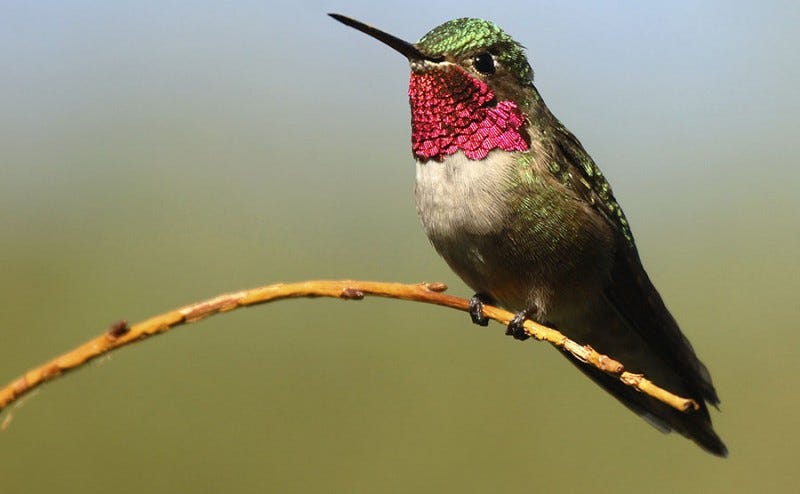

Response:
(329, 13), (443, 63)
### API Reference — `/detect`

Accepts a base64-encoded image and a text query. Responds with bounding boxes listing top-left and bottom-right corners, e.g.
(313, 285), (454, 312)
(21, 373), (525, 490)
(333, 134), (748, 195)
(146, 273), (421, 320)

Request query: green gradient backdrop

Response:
(1, 1), (798, 492)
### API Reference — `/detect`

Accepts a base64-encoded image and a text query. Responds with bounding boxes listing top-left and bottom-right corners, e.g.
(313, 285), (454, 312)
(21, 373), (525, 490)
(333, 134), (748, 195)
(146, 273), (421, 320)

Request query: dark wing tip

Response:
(694, 426), (728, 458)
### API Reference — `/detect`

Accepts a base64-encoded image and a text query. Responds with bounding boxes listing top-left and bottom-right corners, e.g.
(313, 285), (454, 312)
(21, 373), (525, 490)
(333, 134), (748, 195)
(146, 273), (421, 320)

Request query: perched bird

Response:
(330, 14), (726, 456)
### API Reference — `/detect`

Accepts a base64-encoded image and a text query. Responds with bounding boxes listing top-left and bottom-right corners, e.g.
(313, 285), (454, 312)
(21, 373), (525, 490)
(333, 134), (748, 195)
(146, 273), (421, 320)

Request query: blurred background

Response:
(1, 1), (798, 492)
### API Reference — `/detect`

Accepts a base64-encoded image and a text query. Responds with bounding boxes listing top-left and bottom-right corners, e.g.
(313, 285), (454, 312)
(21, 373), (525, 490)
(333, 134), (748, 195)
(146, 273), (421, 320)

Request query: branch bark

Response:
(0, 280), (699, 416)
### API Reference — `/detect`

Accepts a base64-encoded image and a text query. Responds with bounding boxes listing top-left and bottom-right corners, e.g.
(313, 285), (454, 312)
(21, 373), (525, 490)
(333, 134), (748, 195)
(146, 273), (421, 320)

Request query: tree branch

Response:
(0, 280), (699, 416)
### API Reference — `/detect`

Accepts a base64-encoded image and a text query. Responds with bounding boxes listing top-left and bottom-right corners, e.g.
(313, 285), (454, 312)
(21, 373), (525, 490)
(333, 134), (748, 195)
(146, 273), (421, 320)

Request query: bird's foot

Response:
(468, 293), (493, 327)
(505, 307), (538, 341)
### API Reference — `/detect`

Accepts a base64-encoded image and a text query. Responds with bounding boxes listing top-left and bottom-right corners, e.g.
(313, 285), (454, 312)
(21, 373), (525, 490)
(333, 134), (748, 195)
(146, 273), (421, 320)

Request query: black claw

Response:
(505, 308), (537, 341)
(468, 293), (492, 327)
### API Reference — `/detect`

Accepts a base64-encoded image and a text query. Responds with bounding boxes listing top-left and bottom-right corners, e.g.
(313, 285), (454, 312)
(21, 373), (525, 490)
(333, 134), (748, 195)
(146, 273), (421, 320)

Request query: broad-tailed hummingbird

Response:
(330, 13), (726, 456)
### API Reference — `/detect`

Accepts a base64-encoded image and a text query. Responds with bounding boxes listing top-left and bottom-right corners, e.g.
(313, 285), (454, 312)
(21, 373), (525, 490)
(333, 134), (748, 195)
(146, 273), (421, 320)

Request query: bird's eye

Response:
(472, 52), (496, 75)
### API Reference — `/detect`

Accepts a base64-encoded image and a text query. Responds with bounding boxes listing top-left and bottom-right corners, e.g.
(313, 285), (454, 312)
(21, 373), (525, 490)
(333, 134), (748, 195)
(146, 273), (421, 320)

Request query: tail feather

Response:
(563, 354), (728, 456)
(551, 240), (727, 456)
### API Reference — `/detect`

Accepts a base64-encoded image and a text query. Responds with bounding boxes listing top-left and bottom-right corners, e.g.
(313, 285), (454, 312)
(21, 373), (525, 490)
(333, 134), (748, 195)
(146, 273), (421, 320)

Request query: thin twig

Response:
(0, 280), (699, 415)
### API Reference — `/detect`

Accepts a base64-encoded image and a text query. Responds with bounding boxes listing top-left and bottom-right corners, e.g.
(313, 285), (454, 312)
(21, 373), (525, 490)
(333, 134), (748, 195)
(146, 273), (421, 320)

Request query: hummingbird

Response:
(329, 13), (726, 456)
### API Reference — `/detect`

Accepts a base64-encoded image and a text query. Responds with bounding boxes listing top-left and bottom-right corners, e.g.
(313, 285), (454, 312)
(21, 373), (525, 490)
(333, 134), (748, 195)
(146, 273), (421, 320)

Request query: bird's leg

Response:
(505, 307), (539, 341)
(468, 292), (494, 327)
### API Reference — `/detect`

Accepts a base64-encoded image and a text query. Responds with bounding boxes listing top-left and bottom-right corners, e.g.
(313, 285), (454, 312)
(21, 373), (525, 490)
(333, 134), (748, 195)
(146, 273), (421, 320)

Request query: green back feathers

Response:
(417, 18), (533, 85)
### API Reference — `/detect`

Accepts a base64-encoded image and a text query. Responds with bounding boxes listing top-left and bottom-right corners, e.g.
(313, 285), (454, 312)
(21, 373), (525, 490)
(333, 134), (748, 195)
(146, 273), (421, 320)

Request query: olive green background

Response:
(1, 1), (798, 492)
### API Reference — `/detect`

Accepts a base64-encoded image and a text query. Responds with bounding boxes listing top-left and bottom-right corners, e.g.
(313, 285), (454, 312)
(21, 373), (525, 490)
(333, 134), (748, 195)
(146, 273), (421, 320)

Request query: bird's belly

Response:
(415, 153), (517, 292)
(414, 152), (615, 317)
